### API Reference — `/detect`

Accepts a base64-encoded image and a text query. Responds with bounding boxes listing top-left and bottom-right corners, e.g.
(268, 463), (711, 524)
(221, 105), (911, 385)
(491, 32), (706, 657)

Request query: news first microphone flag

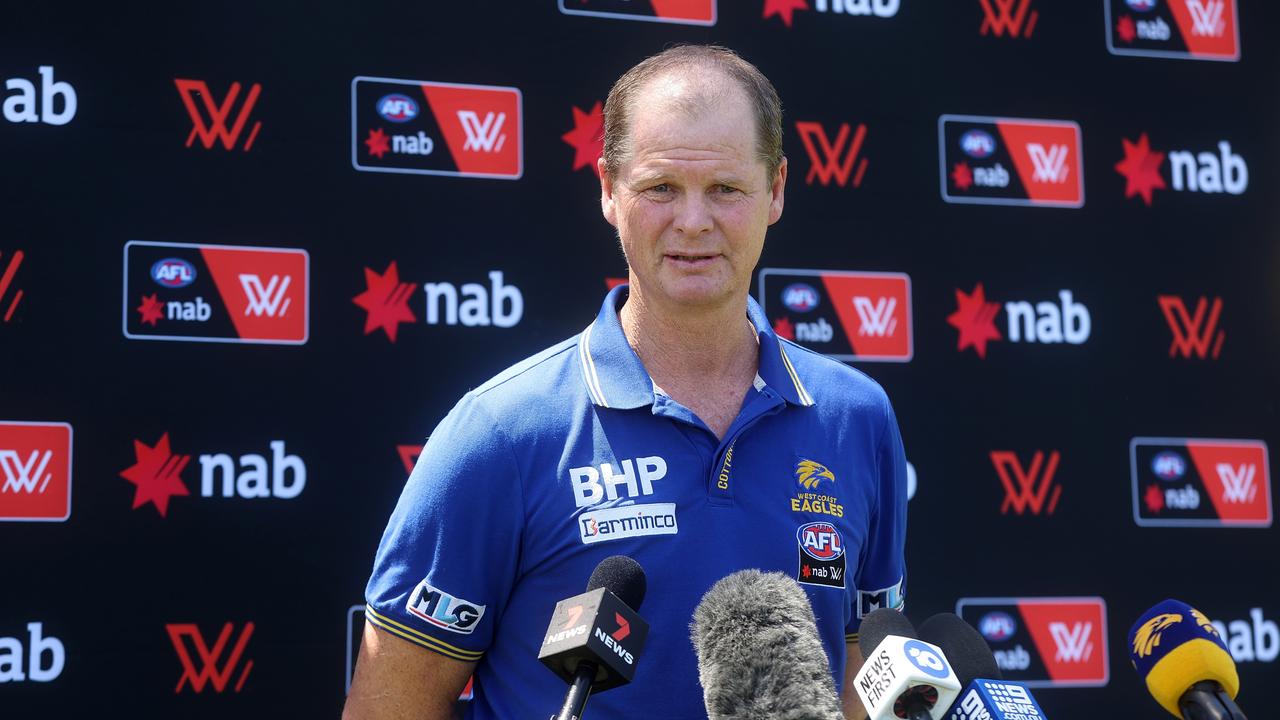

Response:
(1129, 599), (1240, 717)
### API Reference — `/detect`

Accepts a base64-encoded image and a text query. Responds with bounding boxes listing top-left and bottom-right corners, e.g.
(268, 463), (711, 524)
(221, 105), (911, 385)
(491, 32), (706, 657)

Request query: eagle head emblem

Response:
(795, 460), (836, 490)
(1132, 613), (1182, 659)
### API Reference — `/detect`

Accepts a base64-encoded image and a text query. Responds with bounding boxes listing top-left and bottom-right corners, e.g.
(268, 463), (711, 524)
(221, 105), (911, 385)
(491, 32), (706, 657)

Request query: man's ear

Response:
(600, 158), (618, 227)
(768, 156), (787, 226)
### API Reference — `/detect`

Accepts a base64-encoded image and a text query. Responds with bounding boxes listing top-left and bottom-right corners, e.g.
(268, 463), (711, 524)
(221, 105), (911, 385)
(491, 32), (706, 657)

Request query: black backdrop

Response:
(2, 1), (1278, 717)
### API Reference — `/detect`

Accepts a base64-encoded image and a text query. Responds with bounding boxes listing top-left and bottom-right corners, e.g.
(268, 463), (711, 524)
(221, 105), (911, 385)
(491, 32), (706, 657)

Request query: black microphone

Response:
(917, 613), (1051, 719)
(855, 609), (961, 720)
(539, 555), (649, 720)
(690, 569), (843, 720)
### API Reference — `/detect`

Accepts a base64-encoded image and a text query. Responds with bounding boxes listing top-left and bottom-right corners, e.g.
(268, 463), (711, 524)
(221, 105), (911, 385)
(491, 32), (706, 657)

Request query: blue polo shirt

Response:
(365, 284), (908, 719)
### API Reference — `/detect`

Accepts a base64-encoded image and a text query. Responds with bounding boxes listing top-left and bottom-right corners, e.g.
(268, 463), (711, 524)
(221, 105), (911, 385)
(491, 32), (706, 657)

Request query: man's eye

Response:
(717, 185), (738, 194)
(650, 184), (670, 193)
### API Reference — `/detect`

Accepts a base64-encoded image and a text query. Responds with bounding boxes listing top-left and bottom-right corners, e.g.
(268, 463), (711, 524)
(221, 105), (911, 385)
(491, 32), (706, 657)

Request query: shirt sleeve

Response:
(363, 394), (523, 662)
(846, 395), (908, 643)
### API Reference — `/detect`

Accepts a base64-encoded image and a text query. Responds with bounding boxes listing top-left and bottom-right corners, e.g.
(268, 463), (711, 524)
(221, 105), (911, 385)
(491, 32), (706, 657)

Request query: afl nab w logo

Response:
(795, 459), (835, 490)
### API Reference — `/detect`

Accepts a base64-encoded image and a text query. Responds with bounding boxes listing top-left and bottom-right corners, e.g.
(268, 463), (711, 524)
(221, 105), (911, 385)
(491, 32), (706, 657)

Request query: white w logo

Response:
(853, 296), (898, 337)
(1217, 463), (1257, 503)
(1186, 0), (1226, 37)
(458, 111), (507, 153)
(1049, 621), (1093, 663)
(239, 274), (292, 317)
(1027, 143), (1070, 183)
(0, 449), (53, 494)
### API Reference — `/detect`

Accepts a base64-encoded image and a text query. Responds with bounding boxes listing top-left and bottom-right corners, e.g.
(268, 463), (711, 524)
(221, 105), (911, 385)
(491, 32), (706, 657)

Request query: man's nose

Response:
(672, 193), (714, 236)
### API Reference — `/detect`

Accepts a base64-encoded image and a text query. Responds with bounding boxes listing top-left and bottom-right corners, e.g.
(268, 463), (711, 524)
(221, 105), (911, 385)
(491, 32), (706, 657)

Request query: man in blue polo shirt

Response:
(345, 45), (907, 720)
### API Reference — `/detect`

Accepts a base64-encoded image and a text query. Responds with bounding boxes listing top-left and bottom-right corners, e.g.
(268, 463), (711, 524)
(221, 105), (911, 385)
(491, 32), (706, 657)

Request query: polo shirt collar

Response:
(578, 284), (815, 410)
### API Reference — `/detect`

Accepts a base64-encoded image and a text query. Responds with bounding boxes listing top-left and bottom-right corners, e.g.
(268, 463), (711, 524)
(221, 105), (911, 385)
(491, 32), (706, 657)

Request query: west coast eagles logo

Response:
(1132, 613), (1181, 658)
(795, 459), (836, 489)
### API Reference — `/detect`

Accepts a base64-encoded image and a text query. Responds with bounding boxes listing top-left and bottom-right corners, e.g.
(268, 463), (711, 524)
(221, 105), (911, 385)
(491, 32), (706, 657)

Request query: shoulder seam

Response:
(470, 340), (579, 399)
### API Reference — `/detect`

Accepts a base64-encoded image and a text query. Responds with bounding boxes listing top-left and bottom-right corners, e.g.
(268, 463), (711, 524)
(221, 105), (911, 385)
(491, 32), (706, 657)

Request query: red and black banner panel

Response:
(758, 268), (913, 362)
(1105, 0), (1239, 61)
(957, 597), (1109, 688)
(557, 0), (715, 25)
(939, 115), (1084, 208)
(1131, 438), (1271, 527)
(123, 241), (308, 345)
(352, 77), (522, 180)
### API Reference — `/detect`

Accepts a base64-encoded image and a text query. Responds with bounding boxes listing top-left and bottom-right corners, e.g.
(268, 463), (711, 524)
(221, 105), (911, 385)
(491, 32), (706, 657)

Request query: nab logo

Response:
(354, 262), (525, 342)
(991, 450), (1062, 516)
(0, 421), (72, 522)
(407, 580), (486, 634)
(562, 100), (604, 177)
(940, 115), (1084, 208)
(765, 0), (900, 26)
(1158, 295), (1224, 359)
(0, 622), (65, 683)
(957, 597), (1109, 687)
(980, 0), (1038, 39)
(120, 433), (308, 517)
(124, 241), (309, 345)
(353, 76), (522, 179)
(1211, 609), (1279, 664)
(1106, 0), (1239, 61)
(949, 284), (1091, 358)
(174, 79), (262, 152)
(560, 0), (715, 26)
(2, 66), (76, 126)
(0, 249), (26, 323)
(167, 622), (254, 693)
(795, 121), (868, 188)
(1131, 438), (1270, 528)
(1116, 133), (1247, 206)
(760, 269), (912, 362)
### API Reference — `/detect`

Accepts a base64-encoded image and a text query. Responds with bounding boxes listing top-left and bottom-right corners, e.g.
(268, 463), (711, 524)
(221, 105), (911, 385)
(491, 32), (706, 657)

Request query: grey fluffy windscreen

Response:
(690, 570), (844, 720)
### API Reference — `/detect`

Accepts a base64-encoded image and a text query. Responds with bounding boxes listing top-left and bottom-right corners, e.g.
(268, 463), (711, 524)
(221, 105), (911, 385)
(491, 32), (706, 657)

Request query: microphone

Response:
(690, 569), (843, 720)
(855, 609), (961, 720)
(539, 555), (650, 720)
(916, 613), (1047, 719)
(1128, 599), (1247, 720)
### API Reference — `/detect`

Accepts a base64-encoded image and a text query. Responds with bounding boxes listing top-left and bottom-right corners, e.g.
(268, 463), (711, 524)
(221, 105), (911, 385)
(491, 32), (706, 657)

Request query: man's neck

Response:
(619, 285), (760, 437)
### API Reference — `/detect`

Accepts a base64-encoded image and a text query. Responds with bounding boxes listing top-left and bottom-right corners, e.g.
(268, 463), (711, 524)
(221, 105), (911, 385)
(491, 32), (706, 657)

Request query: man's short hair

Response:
(602, 45), (784, 182)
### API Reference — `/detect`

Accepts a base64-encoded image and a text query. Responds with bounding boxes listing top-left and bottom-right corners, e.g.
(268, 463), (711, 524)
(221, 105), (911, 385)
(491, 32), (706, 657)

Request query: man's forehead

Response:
(631, 69), (746, 120)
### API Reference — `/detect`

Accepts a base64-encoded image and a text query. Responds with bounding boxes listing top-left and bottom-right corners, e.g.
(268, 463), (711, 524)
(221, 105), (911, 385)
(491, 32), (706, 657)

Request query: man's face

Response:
(600, 75), (786, 312)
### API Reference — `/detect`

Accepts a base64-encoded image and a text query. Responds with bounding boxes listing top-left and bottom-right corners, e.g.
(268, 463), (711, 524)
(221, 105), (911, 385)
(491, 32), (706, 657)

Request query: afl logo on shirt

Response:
(797, 521), (846, 589)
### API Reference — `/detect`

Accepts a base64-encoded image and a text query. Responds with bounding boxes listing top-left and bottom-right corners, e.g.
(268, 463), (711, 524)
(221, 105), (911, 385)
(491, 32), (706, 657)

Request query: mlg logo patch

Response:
(352, 76), (522, 180)
(123, 241), (308, 345)
(1130, 438), (1271, 528)
(957, 597), (1109, 687)
(758, 268), (912, 362)
(1106, 0), (1239, 62)
(558, 0), (715, 26)
(939, 115), (1084, 208)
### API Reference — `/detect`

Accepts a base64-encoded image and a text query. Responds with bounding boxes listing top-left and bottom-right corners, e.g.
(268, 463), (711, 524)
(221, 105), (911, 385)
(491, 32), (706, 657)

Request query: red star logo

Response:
(952, 162), (974, 191)
(1115, 133), (1166, 207)
(1144, 484), (1165, 514)
(763, 0), (808, 26)
(137, 293), (165, 326)
(801, 564), (812, 579)
(947, 284), (1002, 359)
(353, 261), (417, 343)
(561, 102), (604, 177)
(119, 432), (191, 518)
(365, 128), (391, 159)
(773, 316), (795, 340)
(1117, 15), (1137, 43)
